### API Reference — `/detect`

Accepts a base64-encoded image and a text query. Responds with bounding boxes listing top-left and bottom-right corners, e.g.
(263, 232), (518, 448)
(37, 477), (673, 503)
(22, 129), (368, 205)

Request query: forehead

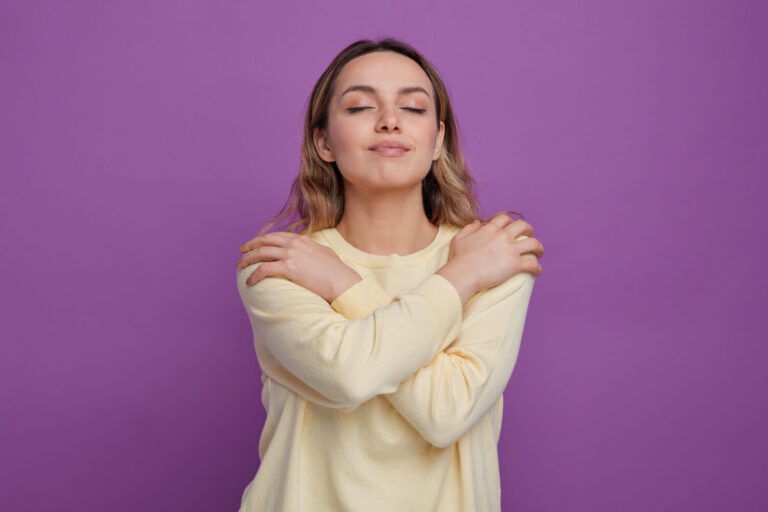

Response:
(334, 51), (433, 98)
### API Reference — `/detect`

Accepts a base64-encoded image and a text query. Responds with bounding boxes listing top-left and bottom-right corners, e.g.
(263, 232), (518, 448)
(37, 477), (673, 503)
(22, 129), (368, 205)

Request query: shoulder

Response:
(461, 271), (535, 317)
(236, 260), (330, 315)
(308, 228), (332, 246)
(440, 223), (463, 245)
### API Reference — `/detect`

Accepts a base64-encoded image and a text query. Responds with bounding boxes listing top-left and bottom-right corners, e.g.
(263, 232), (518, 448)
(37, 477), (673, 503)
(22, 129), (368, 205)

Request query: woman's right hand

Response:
(436, 214), (544, 307)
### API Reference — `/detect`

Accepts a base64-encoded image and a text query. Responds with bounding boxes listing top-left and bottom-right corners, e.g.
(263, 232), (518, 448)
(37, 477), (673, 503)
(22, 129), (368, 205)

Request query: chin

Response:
(349, 177), (424, 193)
(339, 163), (430, 189)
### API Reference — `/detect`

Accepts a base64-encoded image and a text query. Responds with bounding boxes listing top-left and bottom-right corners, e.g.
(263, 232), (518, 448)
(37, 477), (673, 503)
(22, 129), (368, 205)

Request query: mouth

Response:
(369, 146), (409, 157)
(369, 141), (410, 157)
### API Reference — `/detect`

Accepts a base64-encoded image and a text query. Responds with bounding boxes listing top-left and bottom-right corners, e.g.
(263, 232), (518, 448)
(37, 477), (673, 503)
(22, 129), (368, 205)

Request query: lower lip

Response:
(371, 147), (408, 157)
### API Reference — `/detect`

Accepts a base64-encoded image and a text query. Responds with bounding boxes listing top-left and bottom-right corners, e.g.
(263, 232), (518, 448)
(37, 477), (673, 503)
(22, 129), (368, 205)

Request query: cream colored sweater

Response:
(235, 222), (536, 512)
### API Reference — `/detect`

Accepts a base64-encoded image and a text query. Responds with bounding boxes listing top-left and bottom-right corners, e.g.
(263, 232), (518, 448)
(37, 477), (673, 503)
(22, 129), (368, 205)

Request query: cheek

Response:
(416, 123), (438, 147)
(329, 124), (365, 154)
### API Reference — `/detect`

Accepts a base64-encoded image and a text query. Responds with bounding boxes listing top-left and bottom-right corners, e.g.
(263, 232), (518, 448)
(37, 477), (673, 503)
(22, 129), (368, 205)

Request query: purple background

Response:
(1, 1), (766, 510)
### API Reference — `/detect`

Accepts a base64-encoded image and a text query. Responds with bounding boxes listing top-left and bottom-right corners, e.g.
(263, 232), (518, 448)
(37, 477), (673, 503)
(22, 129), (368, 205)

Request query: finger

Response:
(520, 257), (543, 276)
(245, 260), (286, 286)
(485, 213), (515, 231)
(245, 265), (266, 287)
(237, 246), (286, 269)
(515, 237), (545, 259)
(454, 219), (482, 239)
(239, 231), (295, 253)
(503, 220), (534, 239)
(239, 231), (294, 253)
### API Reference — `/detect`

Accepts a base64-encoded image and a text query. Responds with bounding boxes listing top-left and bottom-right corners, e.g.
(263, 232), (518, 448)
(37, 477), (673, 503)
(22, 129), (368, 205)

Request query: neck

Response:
(335, 184), (438, 256)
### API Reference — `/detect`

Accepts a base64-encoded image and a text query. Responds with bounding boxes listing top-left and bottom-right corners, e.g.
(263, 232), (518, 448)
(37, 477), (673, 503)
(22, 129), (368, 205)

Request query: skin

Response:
(237, 51), (544, 306)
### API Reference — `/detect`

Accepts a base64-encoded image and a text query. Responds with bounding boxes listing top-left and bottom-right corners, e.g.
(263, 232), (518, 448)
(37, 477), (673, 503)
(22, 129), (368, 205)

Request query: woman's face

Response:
(314, 51), (445, 194)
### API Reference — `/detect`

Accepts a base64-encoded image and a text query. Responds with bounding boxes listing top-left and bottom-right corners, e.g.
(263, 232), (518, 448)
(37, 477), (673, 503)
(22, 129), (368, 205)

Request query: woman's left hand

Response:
(236, 232), (362, 304)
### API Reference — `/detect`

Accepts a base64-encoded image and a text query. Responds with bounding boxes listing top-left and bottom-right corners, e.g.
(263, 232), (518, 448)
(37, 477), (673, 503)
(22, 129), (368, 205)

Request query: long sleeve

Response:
(330, 237), (537, 448)
(388, 272), (534, 447)
(236, 263), (463, 414)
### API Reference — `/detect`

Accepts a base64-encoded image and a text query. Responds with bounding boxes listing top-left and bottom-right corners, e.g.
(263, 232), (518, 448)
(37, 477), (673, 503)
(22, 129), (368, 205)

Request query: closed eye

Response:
(346, 107), (426, 114)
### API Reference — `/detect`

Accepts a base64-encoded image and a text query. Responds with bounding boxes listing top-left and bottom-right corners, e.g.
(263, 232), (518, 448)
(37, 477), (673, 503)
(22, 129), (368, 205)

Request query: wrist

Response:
(436, 262), (478, 308)
(327, 270), (363, 304)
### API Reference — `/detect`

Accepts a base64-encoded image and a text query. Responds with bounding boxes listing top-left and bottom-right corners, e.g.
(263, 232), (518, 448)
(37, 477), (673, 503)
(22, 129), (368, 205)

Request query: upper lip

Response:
(369, 140), (409, 151)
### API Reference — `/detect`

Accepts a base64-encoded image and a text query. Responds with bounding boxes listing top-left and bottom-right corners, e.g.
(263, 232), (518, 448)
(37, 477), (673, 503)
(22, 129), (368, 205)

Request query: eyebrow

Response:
(339, 84), (432, 100)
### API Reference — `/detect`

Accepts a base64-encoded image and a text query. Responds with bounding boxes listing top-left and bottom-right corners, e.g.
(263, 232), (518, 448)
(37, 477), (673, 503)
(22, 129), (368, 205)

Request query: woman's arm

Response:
(236, 263), (463, 414)
(329, 241), (538, 448)
(393, 272), (534, 448)
(334, 271), (535, 448)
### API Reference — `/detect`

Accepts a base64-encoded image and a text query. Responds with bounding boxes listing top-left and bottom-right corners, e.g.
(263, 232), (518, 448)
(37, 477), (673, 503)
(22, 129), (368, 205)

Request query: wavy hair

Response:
(253, 37), (522, 236)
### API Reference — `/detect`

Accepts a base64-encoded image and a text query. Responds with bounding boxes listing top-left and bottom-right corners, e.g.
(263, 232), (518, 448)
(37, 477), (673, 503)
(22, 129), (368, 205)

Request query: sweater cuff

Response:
(330, 273), (394, 319)
(409, 273), (464, 352)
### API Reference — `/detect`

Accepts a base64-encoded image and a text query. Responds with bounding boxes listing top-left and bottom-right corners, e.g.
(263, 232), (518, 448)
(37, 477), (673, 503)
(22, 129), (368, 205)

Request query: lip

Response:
(369, 140), (409, 151)
(369, 140), (409, 157)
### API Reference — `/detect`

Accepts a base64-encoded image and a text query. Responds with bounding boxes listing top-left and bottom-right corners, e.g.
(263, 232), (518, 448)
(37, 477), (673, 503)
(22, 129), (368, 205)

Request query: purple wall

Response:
(1, 1), (766, 510)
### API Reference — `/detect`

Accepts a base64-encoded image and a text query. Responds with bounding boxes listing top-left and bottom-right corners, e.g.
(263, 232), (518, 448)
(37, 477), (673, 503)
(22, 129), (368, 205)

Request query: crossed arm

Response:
(236, 246), (536, 448)
(329, 268), (535, 447)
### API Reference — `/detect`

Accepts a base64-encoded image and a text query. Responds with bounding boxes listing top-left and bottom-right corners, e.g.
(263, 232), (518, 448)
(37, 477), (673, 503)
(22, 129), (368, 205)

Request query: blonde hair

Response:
(253, 37), (522, 236)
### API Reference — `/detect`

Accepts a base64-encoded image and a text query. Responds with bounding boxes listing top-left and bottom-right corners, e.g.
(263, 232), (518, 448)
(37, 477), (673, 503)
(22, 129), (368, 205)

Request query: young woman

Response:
(234, 38), (544, 512)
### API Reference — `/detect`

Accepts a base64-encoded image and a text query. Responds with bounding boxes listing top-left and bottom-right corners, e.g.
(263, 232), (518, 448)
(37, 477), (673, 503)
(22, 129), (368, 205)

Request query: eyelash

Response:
(346, 107), (426, 114)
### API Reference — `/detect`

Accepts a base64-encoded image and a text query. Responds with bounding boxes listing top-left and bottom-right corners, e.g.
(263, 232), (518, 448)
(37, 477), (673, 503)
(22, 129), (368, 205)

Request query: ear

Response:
(313, 127), (335, 163)
(432, 121), (445, 161)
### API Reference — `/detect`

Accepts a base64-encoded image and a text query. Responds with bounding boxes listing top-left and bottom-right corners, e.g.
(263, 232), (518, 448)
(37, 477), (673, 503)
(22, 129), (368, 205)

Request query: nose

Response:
(375, 104), (401, 133)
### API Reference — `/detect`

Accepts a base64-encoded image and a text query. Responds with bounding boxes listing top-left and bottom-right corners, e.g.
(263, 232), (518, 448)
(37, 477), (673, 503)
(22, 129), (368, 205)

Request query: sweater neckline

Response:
(320, 223), (450, 267)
